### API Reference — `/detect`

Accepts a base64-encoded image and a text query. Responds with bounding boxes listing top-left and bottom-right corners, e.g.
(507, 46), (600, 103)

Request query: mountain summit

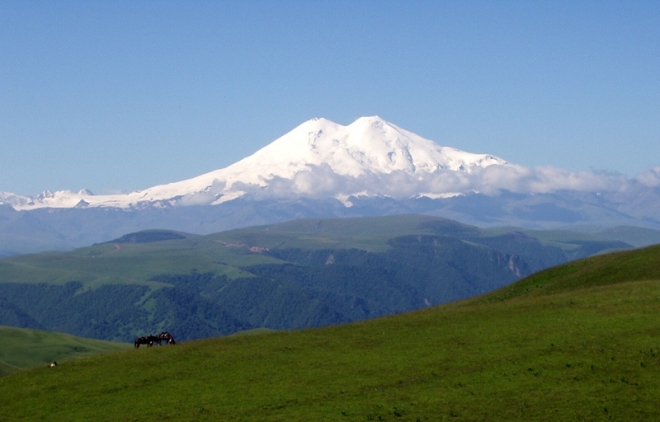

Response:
(220, 116), (506, 178)
(1, 116), (660, 254)
(1, 116), (508, 210)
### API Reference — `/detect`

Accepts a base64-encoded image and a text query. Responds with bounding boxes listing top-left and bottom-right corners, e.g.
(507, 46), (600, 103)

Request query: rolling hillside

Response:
(0, 244), (658, 420)
(0, 326), (131, 377)
(0, 215), (632, 342)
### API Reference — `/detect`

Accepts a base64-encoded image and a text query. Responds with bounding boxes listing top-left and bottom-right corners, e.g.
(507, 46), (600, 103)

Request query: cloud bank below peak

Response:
(208, 162), (633, 201)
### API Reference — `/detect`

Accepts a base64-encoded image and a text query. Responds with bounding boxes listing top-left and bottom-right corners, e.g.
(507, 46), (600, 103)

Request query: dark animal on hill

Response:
(156, 331), (176, 345)
(134, 336), (154, 348)
(134, 332), (176, 348)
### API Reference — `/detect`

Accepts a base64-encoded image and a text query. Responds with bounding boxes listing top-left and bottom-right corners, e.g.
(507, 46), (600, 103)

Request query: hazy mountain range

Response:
(1, 116), (659, 255)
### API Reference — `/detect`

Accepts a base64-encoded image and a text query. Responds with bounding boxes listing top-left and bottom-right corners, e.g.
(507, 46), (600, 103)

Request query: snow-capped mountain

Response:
(2, 116), (660, 255)
(1, 116), (509, 211)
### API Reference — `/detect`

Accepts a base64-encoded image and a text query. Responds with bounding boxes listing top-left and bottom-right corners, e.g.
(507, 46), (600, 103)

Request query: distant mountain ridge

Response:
(0, 116), (659, 254)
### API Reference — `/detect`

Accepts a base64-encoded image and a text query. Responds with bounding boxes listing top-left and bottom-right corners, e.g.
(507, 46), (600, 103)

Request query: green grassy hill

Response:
(1, 244), (658, 421)
(0, 326), (131, 377)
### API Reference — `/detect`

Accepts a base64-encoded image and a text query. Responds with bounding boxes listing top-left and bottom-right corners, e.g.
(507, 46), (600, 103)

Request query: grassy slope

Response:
(481, 242), (660, 303)
(0, 232), (274, 287)
(0, 326), (131, 377)
(0, 216), (476, 289)
(0, 215), (632, 290)
(0, 245), (659, 421)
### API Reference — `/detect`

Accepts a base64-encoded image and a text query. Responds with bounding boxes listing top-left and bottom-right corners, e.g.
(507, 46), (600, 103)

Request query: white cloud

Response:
(635, 167), (660, 187)
(5, 161), (647, 211)
(469, 165), (627, 194)
(178, 180), (227, 206)
(224, 163), (631, 201)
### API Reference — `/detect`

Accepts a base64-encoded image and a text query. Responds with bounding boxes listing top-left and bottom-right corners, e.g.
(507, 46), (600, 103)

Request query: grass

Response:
(1, 245), (659, 420)
(481, 244), (660, 303)
(0, 326), (131, 377)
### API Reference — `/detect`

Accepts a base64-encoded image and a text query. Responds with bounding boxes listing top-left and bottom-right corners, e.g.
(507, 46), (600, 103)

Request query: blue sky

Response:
(2, 0), (658, 196)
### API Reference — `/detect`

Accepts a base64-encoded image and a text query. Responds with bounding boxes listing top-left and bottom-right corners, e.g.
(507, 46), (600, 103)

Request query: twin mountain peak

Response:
(3, 116), (508, 210)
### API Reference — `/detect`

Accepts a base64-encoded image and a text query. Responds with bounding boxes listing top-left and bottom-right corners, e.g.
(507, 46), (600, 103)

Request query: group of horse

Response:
(134, 331), (176, 348)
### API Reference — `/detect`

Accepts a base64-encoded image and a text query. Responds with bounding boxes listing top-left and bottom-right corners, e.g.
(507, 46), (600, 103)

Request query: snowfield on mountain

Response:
(2, 116), (511, 209)
(1, 117), (659, 256)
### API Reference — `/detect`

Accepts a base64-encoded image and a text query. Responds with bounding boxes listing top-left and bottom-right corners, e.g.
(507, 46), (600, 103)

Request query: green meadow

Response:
(0, 326), (130, 377)
(1, 244), (659, 421)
